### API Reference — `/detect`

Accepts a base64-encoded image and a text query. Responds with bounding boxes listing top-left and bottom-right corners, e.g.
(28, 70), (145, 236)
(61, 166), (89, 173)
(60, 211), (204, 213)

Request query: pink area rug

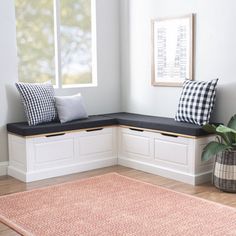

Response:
(0, 173), (236, 236)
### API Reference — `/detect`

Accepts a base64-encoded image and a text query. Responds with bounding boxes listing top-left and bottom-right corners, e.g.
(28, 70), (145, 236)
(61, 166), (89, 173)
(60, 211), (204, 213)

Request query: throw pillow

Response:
(15, 82), (57, 126)
(54, 93), (88, 123)
(175, 79), (218, 125)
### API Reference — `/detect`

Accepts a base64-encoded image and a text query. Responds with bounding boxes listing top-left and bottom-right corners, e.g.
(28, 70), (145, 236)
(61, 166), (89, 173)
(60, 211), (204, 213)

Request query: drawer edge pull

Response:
(161, 133), (178, 138)
(129, 128), (144, 132)
(45, 133), (66, 138)
(86, 128), (103, 132)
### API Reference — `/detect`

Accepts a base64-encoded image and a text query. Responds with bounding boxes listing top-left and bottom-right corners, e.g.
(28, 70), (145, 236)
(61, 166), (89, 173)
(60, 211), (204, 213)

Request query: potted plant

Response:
(202, 115), (236, 192)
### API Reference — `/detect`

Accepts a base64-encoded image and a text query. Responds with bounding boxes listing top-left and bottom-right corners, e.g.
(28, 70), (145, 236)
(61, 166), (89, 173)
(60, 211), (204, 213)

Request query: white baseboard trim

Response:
(118, 157), (212, 185)
(0, 162), (8, 176)
(8, 157), (117, 182)
(6, 156), (212, 185)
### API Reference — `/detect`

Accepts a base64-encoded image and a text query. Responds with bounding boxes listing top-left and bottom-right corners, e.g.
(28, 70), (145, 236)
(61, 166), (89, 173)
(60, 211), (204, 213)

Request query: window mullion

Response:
(53, 0), (62, 88)
(91, 0), (98, 87)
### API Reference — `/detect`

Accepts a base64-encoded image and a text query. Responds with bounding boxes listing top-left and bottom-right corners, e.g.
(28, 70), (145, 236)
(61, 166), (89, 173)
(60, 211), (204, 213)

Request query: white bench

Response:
(7, 113), (215, 184)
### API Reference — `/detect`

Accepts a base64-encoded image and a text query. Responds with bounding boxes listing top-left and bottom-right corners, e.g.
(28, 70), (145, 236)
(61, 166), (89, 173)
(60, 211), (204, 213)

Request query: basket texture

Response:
(213, 151), (236, 192)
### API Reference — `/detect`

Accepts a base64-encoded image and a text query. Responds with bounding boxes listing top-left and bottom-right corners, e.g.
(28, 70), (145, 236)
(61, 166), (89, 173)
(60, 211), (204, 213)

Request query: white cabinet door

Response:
(154, 133), (191, 172)
(28, 132), (75, 170)
(76, 127), (117, 160)
(119, 127), (154, 161)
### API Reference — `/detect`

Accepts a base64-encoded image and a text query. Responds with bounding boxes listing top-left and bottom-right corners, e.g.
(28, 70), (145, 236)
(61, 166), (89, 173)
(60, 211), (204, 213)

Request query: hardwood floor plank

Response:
(0, 165), (235, 236)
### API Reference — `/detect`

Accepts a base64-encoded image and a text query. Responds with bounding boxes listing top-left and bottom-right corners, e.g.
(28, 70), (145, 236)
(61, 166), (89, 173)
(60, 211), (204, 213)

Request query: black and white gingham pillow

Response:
(175, 79), (218, 125)
(16, 82), (57, 126)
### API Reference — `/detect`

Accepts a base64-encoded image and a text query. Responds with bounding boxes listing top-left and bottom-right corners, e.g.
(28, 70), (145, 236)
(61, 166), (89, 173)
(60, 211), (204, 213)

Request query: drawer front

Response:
(123, 133), (150, 156)
(154, 139), (188, 165)
(79, 133), (113, 156)
(120, 127), (153, 159)
(77, 127), (115, 159)
(30, 133), (75, 169)
(34, 139), (74, 163)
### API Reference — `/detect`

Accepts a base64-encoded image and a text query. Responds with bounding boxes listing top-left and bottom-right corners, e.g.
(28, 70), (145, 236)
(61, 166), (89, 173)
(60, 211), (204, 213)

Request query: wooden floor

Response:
(0, 165), (235, 236)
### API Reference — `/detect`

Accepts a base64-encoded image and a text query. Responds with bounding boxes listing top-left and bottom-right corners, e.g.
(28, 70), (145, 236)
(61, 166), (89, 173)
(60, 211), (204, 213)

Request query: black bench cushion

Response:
(105, 113), (207, 137)
(7, 112), (206, 137)
(7, 116), (118, 136)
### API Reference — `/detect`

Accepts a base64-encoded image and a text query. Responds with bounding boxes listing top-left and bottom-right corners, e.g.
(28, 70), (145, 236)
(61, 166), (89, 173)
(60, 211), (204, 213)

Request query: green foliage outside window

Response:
(15, 0), (92, 86)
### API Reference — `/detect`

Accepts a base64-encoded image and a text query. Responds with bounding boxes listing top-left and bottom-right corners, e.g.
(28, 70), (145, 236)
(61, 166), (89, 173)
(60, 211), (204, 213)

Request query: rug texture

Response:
(0, 173), (236, 236)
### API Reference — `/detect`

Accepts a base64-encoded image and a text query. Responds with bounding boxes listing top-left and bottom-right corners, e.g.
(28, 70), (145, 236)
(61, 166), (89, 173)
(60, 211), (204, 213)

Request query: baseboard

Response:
(0, 162), (8, 176)
(118, 157), (212, 185)
(7, 167), (26, 181)
(194, 171), (213, 185)
(7, 156), (213, 184)
(8, 157), (118, 182)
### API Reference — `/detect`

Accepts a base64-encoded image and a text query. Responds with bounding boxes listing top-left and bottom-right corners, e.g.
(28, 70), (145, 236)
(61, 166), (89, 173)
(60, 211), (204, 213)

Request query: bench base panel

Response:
(8, 158), (117, 182)
(118, 157), (212, 185)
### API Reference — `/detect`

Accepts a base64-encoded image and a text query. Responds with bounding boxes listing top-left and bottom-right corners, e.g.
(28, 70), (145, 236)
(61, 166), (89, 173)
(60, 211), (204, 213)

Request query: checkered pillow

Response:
(175, 79), (218, 125)
(16, 82), (57, 126)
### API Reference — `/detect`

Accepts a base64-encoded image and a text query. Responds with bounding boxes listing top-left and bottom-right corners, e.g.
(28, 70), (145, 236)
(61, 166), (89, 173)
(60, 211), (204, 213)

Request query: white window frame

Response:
(53, 0), (97, 89)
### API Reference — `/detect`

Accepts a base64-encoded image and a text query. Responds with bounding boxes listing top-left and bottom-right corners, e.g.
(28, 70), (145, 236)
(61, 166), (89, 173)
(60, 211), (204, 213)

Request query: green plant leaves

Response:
(203, 124), (232, 146)
(228, 115), (236, 130)
(201, 115), (236, 162)
(201, 141), (231, 162)
(216, 125), (236, 134)
(216, 125), (236, 145)
(202, 124), (217, 133)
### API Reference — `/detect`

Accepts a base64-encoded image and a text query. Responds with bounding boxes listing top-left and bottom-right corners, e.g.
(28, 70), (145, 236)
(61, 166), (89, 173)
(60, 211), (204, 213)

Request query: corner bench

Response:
(7, 113), (215, 184)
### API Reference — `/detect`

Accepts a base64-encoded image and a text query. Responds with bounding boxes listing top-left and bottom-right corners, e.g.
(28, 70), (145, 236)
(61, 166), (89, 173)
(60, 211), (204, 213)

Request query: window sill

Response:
(54, 83), (98, 89)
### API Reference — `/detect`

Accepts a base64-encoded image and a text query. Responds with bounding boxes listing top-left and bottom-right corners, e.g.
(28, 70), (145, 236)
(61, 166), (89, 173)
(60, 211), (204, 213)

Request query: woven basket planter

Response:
(213, 151), (236, 193)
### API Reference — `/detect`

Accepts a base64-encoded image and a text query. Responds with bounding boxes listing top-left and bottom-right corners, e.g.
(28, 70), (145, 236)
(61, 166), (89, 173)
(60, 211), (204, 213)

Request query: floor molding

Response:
(2, 158), (212, 185)
(118, 157), (212, 185)
(8, 158), (117, 182)
(0, 162), (8, 176)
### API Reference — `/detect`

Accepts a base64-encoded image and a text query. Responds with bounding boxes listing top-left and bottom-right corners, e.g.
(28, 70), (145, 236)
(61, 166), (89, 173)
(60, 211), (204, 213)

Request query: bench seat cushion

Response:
(7, 112), (207, 137)
(7, 116), (118, 136)
(105, 113), (207, 136)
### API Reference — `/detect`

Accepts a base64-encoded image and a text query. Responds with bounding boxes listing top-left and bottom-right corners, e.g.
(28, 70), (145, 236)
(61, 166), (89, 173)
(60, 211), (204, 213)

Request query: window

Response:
(15, 0), (96, 88)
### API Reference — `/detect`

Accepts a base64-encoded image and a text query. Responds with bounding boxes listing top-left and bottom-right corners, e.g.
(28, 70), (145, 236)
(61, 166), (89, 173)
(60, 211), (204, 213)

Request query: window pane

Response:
(15, 0), (55, 84)
(60, 0), (92, 86)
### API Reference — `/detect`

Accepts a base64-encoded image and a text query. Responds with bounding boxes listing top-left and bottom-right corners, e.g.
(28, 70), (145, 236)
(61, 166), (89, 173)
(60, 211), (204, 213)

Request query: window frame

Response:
(54, 0), (97, 89)
(16, 0), (97, 89)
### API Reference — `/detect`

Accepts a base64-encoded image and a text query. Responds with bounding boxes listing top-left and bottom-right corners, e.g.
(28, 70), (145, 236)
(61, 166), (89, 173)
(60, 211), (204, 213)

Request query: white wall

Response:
(2, 0), (236, 168)
(0, 0), (23, 165)
(0, 0), (121, 164)
(120, 0), (236, 124)
(56, 0), (121, 114)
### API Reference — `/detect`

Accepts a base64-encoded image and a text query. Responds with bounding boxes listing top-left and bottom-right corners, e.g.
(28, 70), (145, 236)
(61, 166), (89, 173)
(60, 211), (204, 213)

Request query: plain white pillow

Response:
(55, 93), (88, 123)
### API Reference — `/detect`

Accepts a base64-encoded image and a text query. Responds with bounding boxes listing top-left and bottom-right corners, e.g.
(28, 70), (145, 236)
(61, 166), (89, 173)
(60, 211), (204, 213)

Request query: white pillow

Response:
(55, 93), (88, 123)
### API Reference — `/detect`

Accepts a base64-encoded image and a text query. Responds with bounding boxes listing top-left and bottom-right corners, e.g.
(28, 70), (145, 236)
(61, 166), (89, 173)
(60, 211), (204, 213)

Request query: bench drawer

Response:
(120, 127), (153, 160)
(154, 133), (191, 171)
(34, 139), (74, 163)
(30, 133), (75, 169)
(76, 127), (116, 160)
(79, 134), (112, 155)
(154, 139), (188, 165)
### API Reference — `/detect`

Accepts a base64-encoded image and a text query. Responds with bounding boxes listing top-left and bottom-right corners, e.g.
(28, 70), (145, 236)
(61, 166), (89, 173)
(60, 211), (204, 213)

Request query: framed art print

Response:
(151, 14), (193, 86)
